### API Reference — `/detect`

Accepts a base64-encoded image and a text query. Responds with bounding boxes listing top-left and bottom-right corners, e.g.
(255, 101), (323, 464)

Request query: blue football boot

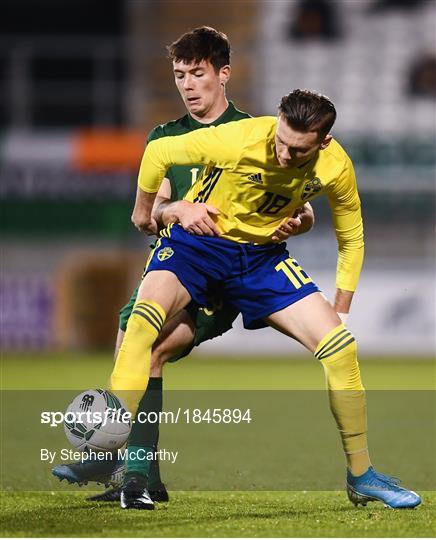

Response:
(52, 457), (124, 487)
(347, 467), (421, 509)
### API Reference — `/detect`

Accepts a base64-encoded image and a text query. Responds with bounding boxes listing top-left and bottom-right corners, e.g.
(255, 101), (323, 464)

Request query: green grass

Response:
(1, 352), (435, 390)
(1, 352), (434, 537)
(1, 491), (435, 538)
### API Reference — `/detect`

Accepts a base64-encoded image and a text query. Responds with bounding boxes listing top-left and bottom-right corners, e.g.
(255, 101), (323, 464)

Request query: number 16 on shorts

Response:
(275, 257), (313, 289)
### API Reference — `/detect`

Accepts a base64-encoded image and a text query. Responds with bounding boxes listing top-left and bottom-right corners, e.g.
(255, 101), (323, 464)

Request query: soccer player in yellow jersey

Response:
(53, 28), (314, 506)
(112, 89), (421, 510)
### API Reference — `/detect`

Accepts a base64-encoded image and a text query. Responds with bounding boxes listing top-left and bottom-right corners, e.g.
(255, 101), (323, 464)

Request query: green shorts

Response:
(118, 285), (239, 362)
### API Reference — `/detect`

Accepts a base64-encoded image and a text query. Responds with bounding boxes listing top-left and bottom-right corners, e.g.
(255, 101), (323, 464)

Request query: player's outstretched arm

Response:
(271, 202), (314, 242)
(131, 187), (158, 235)
(326, 158), (364, 319)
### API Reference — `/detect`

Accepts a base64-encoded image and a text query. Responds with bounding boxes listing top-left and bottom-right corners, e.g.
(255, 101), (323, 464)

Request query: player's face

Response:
(173, 59), (230, 121)
(274, 115), (332, 168)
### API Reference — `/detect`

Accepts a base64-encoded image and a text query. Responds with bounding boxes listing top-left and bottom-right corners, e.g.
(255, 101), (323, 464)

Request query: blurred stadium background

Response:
(1, 0), (435, 359)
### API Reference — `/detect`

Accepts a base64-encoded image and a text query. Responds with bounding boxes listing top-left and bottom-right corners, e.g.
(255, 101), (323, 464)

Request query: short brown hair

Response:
(167, 26), (231, 71)
(278, 90), (337, 137)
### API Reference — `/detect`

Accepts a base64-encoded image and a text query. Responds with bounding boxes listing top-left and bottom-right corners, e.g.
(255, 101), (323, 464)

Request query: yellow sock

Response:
(110, 300), (166, 417)
(315, 324), (370, 475)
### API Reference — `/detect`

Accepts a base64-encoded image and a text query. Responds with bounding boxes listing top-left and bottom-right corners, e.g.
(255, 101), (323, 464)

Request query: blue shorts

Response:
(147, 224), (319, 329)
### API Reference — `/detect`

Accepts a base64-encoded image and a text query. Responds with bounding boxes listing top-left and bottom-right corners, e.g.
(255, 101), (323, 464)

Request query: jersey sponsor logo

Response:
(157, 247), (174, 261)
(248, 172), (263, 184)
(301, 177), (322, 200)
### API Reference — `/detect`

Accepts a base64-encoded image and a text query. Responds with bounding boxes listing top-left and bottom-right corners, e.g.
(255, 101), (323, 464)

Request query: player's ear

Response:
(219, 65), (231, 86)
(320, 134), (332, 149)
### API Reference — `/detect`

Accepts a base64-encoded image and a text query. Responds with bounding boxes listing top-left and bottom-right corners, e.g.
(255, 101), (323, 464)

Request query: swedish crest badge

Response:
(301, 177), (322, 200)
(157, 247), (174, 261)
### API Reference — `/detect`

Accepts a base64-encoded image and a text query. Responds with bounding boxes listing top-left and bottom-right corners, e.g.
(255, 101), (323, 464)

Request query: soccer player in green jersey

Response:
(52, 26), (314, 504)
(112, 89), (421, 510)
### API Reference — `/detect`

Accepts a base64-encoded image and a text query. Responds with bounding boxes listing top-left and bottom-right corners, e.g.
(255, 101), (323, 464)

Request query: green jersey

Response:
(146, 101), (250, 201)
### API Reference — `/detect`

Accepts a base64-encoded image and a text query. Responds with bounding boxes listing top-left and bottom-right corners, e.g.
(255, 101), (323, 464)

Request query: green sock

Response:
(125, 445), (154, 479)
(126, 377), (163, 480)
(148, 452), (163, 488)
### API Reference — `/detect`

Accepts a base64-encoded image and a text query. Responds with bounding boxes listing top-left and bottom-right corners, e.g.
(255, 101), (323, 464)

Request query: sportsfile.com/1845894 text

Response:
(40, 408), (252, 427)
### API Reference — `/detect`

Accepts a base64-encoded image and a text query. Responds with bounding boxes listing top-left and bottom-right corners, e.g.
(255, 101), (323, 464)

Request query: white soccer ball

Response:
(64, 389), (131, 452)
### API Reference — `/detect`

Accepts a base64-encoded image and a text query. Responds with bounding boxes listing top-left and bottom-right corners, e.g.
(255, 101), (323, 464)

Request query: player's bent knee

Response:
(111, 301), (166, 389)
(137, 271), (191, 319)
(314, 324), (363, 391)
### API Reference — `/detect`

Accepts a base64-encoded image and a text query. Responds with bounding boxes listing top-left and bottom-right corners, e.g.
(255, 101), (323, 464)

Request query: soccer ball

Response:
(64, 389), (131, 452)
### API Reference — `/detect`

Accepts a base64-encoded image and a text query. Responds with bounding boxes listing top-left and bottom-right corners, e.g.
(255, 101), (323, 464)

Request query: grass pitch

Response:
(2, 352), (434, 390)
(1, 352), (435, 537)
(2, 491), (435, 538)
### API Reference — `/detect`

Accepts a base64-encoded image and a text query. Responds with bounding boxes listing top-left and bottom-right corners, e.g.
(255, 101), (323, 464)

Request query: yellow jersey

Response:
(138, 116), (364, 291)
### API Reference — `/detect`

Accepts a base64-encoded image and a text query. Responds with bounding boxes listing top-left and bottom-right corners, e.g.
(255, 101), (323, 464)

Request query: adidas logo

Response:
(248, 173), (262, 184)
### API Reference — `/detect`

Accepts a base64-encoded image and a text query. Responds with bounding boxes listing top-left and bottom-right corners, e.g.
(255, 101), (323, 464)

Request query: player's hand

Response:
(271, 216), (302, 242)
(131, 188), (159, 236)
(131, 212), (159, 236)
(175, 201), (221, 236)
